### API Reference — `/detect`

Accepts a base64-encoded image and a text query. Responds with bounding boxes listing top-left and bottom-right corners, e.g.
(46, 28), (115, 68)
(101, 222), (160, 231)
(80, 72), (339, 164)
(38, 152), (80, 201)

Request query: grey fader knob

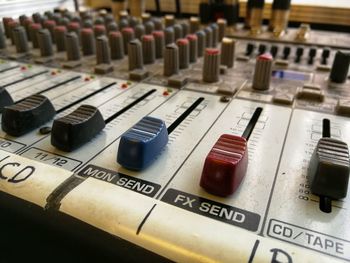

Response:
(196, 30), (206, 57)
(176, 38), (190, 69)
(330, 51), (350, 84)
(165, 15), (175, 28)
(144, 21), (155, 35)
(65, 32), (81, 61)
(203, 48), (221, 83)
(135, 24), (145, 40)
(190, 17), (200, 33)
(165, 27), (174, 45)
(252, 53), (273, 90)
(217, 18), (227, 41)
(164, 43), (179, 76)
(54, 26), (67, 52)
(96, 35), (111, 65)
(173, 24), (183, 41)
(204, 27), (213, 48)
(210, 23), (219, 47)
(13, 26), (29, 53)
(122, 27), (135, 55)
(37, 29), (53, 57)
(187, 34), (198, 63)
(109, 31), (124, 60)
(153, 31), (165, 59)
(142, 35), (155, 64)
(221, 37), (235, 68)
(29, 23), (42, 48)
(81, 28), (96, 56)
(128, 39), (143, 71)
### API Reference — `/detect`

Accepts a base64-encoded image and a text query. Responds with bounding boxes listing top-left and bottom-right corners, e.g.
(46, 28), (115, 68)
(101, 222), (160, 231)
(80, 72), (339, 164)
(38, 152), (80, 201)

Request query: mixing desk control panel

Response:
(0, 7), (349, 262)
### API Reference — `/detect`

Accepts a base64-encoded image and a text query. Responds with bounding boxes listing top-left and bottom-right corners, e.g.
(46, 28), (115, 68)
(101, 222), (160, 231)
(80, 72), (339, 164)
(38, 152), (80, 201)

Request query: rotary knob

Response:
(221, 37), (235, 68)
(173, 24), (183, 41)
(164, 15), (175, 28)
(122, 27), (135, 55)
(128, 39), (144, 71)
(65, 32), (81, 61)
(96, 35), (111, 65)
(164, 27), (175, 45)
(217, 18), (227, 41)
(37, 29), (54, 57)
(204, 27), (213, 48)
(189, 17), (200, 34)
(196, 30), (206, 57)
(135, 24), (145, 40)
(29, 23), (42, 48)
(109, 31), (124, 59)
(187, 34), (198, 63)
(176, 38), (190, 69)
(252, 53), (273, 90)
(81, 28), (96, 56)
(13, 26), (29, 54)
(164, 43), (179, 76)
(142, 35), (155, 64)
(54, 26), (67, 52)
(153, 31), (165, 59)
(203, 48), (221, 83)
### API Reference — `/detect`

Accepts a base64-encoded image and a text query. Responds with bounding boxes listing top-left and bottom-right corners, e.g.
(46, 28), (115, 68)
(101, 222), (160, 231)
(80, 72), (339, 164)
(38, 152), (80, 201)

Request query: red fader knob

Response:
(200, 134), (248, 197)
(200, 107), (263, 197)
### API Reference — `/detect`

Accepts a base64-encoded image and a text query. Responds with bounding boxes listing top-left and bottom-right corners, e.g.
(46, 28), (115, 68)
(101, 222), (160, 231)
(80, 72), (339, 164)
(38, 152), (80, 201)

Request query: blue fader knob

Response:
(117, 116), (168, 170)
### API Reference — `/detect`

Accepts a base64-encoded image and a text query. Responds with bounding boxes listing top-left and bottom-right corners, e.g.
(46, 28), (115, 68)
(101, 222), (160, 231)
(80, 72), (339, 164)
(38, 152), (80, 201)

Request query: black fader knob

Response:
(329, 51), (350, 84)
(308, 119), (350, 213)
(0, 88), (14, 113)
(51, 105), (105, 152)
(2, 95), (56, 136)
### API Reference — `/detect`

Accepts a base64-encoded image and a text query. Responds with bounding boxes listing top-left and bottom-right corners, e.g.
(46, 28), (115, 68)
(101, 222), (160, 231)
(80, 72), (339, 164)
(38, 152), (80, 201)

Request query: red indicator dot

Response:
(51, 71), (57, 75)
(122, 83), (128, 89)
(163, 91), (169, 96)
(84, 77), (90, 81)
(21, 66), (27, 71)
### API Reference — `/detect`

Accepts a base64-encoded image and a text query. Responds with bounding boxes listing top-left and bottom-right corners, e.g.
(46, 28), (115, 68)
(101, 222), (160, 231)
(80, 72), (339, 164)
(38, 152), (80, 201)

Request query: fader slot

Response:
(19, 84), (175, 171)
(68, 90), (228, 201)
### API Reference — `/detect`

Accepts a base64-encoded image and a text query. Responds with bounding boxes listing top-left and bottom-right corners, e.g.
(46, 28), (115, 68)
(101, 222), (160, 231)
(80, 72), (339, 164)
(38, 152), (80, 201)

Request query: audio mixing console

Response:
(0, 6), (349, 262)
